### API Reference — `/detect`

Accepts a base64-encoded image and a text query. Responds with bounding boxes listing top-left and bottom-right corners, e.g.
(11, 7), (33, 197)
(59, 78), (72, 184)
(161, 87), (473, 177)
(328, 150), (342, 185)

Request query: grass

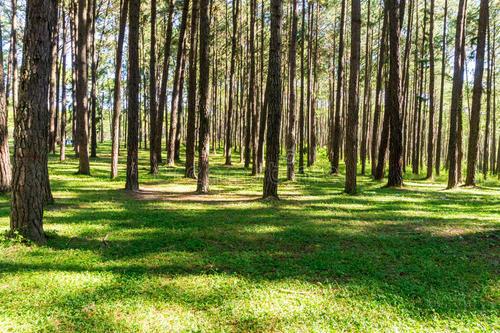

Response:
(0, 143), (499, 332)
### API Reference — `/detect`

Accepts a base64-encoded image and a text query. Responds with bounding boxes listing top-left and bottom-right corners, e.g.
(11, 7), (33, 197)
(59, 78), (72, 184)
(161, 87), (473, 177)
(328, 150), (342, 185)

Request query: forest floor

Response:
(0, 144), (499, 332)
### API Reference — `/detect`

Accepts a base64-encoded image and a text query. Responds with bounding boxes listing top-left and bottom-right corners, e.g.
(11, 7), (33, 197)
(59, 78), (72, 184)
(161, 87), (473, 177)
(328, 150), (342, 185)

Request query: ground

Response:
(0, 144), (499, 332)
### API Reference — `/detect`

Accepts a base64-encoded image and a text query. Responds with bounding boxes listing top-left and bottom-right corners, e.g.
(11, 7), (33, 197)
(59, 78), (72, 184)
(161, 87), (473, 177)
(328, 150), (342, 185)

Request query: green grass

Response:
(0, 143), (499, 332)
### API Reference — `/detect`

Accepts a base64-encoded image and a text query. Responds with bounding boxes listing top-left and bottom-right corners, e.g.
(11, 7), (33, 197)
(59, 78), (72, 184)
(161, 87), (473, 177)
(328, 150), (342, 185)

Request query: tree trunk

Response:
(360, 0), (372, 176)
(286, 0), (297, 181)
(166, 0), (189, 166)
(386, 0), (403, 187)
(185, 0), (200, 178)
(344, 0), (361, 194)
(76, 0), (90, 175)
(0, 22), (12, 192)
(10, 0), (53, 243)
(482, 23), (492, 178)
(196, 0), (210, 193)
(425, 0), (436, 179)
(60, 7), (67, 162)
(126, 0), (140, 191)
(48, 2), (59, 154)
(465, 0), (488, 186)
(435, 0), (448, 176)
(447, 0), (467, 188)
(330, 0), (345, 174)
(110, 0), (128, 179)
(90, 0), (97, 158)
(263, 0), (282, 199)
(149, 0), (158, 174)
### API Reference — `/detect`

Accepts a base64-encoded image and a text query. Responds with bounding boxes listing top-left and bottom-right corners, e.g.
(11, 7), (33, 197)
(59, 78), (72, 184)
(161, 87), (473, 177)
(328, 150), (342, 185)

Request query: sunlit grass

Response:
(0, 142), (499, 332)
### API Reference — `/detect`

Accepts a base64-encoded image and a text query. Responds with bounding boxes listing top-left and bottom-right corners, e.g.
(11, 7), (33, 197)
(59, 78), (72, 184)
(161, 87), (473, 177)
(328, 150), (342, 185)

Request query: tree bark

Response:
(344, 0), (361, 194)
(465, 0), (488, 185)
(196, 0), (210, 193)
(263, 0), (282, 199)
(126, 0), (140, 191)
(10, 0), (53, 243)
(149, 0), (158, 174)
(435, 0), (448, 176)
(286, 0), (297, 181)
(0, 21), (12, 192)
(426, 0), (436, 179)
(60, 7), (67, 162)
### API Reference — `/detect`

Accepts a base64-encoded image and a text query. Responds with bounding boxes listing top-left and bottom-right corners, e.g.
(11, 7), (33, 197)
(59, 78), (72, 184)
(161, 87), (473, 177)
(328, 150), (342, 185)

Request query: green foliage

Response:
(0, 144), (499, 332)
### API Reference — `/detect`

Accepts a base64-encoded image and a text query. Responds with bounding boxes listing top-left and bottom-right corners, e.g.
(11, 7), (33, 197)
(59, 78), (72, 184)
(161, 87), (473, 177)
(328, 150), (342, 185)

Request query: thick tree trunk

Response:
(447, 0), (467, 188)
(110, 0), (128, 179)
(386, 0), (403, 187)
(126, 0), (140, 191)
(0, 22), (12, 192)
(10, 0), (53, 243)
(76, 0), (90, 175)
(465, 0), (488, 185)
(185, 0), (200, 178)
(196, 0), (210, 193)
(263, 0), (282, 199)
(344, 0), (361, 194)
(286, 0), (297, 181)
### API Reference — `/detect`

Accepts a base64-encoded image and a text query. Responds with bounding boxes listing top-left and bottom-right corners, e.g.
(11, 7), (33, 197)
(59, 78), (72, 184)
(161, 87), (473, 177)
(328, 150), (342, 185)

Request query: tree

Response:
(125, 0), (140, 191)
(110, 0), (128, 179)
(344, 0), (361, 194)
(426, 0), (436, 179)
(10, 0), (54, 243)
(149, 0), (158, 174)
(465, 0), (488, 186)
(196, 0), (210, 193)
(435, 0), (448, 176)
(0, 22), (12, 192)
(447, 0), (467, 189)
(286, 0), (298, 181)
(330, 0), (345, 174)
(60, 7), (68, 162)
(386, 0), (403, 187)
(224, 0), (240, 166)
(185, 0), (200, 179)
(263, 0), (282, 199)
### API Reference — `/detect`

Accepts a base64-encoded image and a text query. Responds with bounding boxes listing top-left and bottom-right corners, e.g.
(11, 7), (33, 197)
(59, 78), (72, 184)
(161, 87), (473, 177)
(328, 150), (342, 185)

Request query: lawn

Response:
(0, 144), (499, 332)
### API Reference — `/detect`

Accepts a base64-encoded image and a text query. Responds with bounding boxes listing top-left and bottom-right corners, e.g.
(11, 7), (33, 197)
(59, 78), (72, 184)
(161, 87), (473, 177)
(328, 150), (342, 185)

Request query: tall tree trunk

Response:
(224, 0), (240, 166)
(126, 0), (140, 191)
(49, 3), (59, 154)
(482, 23), (492, 178)
(330, 0), (345, 174)
(76, 0), (90, 174)
(344, 0), (361, 194)
(8, 0), (18, 116)
(196, 0), (210, 193)
(465, 0), (488, 185)
(447, 0), (467, 188)
(10, 0), (53, 243)
(60, 7), (67, 162)
(286, 0), (297, 180)
(386, 0), (403, 187)
(167, 0), (189, 166)
(149, 0), (158, 174)
(90, 0), (97, 158)
(0, 22), (12, 192)
(247, 0), (256, 172)
(425, 0), (436, 179)
(298, 0), (306, 174)
(250, 0), (259, 175)
(110, 0), (128, 179)
(360, 0), (372, 176)
(435, 0), (448, 175)
(263, 0), (282, 199)
(185, 0), (200, 178)
(156, 0), (174, 165)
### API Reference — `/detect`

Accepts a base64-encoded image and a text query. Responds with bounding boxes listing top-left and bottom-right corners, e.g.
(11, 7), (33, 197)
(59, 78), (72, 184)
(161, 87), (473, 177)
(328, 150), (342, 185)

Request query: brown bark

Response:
(447, 0), (467, 188)
(10, 0), (54, 243)
(426, 0), (436, 179)
(126, 0), (140, 191)
(435, 0), (448, 176)
(465, 0), (488, 185)
(60, 7), (67, 162)
(286, 0), (297, 181)
(263, 0), (282, 199)
(49, 2), (59, 154)
(196, 0), (210, 193)
(149, 0), (158, 174)
(344, 0), (361, 194)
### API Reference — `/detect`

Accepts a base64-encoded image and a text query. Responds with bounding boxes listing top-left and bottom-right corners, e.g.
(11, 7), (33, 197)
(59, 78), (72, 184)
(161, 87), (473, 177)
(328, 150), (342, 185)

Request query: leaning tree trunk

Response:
(10, 0), (53, 243)
(125, 0), (140, 191)
(76, 0), (90, 175)
(110, 0), (128, 179)
(447, 0), (467, 189)
(286, 0), (297, 181)
(263, 0), (282, 199)
(465, 0), (488, 186)
(196, 0), (211, 193)
(0, 22), (12, 192)
(344, 0), (361, 194)
(386, 0), (403, 187)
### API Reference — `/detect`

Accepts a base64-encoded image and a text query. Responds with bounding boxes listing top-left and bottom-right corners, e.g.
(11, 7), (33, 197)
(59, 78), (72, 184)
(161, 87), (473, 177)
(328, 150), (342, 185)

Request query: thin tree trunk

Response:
(0, 22), (12, 192)
(286, 0), (297, 180)
(426, 0), (436, 179)
(60, 7), (67, 162)
(149, 0), (158, 174)
(435, 0), (448, 175)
